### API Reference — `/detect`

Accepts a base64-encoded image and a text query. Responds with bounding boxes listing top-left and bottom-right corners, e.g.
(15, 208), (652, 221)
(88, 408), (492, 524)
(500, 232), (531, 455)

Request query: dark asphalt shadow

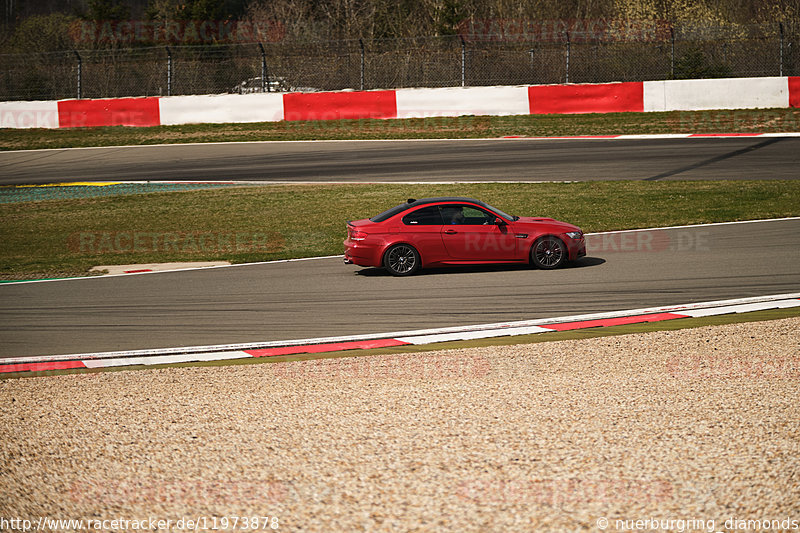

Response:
(355, 256), (605, 277)
(645, 137), (783, 181)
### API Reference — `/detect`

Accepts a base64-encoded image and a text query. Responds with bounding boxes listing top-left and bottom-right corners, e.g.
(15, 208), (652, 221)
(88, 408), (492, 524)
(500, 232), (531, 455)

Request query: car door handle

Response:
(444, 229), (458, 234)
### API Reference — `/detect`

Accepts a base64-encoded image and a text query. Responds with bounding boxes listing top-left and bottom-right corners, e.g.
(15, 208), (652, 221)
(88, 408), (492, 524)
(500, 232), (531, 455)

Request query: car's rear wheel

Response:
(384, 244), (420, 276)
(531, 236), (567, 269)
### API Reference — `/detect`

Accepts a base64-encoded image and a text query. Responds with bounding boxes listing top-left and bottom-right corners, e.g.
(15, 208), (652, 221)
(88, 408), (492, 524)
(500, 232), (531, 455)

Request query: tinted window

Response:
(442, 205), (496, 225)
(370, 203), (413, 222)
(403, 205), (444, 225)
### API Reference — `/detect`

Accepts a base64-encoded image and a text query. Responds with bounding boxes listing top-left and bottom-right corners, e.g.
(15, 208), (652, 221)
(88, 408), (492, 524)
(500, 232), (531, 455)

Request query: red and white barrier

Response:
(395, 86), (530, 118)
(159, 93), (284, 125)
(1, 76), (798, 129)
(529, 82), (644, 114)
(643, 76), (791, 112)
(0, 99), (59, 128)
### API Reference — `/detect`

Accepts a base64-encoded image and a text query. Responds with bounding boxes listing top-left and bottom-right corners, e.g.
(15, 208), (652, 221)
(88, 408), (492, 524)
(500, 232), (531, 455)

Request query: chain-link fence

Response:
(1, 22), (797, 101)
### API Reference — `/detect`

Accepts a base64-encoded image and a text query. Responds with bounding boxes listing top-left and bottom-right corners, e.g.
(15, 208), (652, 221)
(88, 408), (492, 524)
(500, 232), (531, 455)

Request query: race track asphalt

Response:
(1, 219), (798, 358)
(1, 136), (799, 184)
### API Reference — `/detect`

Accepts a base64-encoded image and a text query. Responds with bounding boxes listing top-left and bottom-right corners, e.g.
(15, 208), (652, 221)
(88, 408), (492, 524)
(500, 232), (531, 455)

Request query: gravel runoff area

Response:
(1, 318), (799, 533)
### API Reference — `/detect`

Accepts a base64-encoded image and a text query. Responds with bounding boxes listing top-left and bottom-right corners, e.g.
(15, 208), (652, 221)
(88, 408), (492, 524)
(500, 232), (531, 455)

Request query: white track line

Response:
(3, 132), (800, 154)
(2, 218), (798, 286)
(4, 293), (798, 365)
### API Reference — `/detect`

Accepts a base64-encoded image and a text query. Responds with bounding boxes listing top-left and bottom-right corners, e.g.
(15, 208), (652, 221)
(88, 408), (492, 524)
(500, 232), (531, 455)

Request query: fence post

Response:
(165, 46), (172, 96)
(565, 31), (570, 83)
(528, 48), (535, 82)
(460, 35), (466, 87)
(258, 42), (268, 92)
(359, 39), (365, 90)
(779, 22), (784, 76)
(670, 26), (675, 79)
(73, 50), (82, 99)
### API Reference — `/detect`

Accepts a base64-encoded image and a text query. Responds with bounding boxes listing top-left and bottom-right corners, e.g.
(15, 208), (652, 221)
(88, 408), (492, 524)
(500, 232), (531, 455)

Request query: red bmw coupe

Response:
(344, 197), (586, 276)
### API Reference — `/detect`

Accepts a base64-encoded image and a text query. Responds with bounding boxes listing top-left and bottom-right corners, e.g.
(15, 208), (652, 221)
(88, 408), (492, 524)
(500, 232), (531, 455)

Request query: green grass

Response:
(3, 306), (797, 380)
(2, 108), (800, 150)
(1, 180), (798, 280)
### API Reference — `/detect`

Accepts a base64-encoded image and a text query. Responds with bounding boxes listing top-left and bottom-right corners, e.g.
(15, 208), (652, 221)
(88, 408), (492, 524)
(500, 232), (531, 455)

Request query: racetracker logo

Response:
(585, 230), (711, 253)
(457, 18), (671, 43)
(67, 231), (285, 254)
(69, 479), (287, 506)
(69, 19), (286, 45)
(456, 478), (673, 505)
(667, 353), (800, 379)
(0, 110), (58, 129)
(271, 353), (490, 380)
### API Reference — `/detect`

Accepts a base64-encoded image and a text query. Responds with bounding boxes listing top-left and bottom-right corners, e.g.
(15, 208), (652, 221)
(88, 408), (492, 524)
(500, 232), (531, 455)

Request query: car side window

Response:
(442, 205), (495, 225)
(462, 206), (494, 224)
(403, 205), (444, 225)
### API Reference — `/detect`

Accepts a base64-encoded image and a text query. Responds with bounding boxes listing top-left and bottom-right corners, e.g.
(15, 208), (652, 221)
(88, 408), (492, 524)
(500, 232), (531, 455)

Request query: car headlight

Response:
(566, 231), (583, 239)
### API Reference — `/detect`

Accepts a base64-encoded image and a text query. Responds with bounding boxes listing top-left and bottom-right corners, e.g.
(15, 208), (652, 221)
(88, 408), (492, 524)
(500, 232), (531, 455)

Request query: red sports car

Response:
(344, 197), (586, 276)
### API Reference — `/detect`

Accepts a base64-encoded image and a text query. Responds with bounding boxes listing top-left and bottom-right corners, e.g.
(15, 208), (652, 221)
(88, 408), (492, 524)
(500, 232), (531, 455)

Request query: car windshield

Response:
(370, 198), (517, 223)
(482, 204), (518, 221)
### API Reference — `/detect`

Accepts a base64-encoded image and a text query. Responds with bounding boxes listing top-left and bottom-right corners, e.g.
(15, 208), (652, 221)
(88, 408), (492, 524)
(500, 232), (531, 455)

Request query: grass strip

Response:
(2, 108), (800, 151)
(3, 306), (797, 380)
(1, 180), (798, 280)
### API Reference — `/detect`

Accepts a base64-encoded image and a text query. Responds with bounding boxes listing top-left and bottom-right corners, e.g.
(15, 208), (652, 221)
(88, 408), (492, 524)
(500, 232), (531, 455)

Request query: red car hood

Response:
(514, 217), (582, 233)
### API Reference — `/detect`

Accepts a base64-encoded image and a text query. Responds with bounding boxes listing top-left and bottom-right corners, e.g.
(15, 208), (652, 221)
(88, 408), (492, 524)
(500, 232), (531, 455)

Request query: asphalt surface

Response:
(1, 137), (799, 184)
(1, 219), (798, 358)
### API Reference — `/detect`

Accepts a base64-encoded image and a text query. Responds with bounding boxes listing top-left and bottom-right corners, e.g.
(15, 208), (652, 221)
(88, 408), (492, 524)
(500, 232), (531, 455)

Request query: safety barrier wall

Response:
(1, 76), (798, 129)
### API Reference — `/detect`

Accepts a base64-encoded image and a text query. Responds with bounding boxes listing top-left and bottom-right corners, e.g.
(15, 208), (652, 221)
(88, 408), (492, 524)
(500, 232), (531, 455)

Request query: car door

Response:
(440, 204), (519, 261)
(400, 205), (447, 263)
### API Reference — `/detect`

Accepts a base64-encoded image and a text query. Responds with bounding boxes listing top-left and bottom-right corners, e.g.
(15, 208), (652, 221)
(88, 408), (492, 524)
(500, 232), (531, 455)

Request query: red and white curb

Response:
(502, 132), (800, 140)
(2, 293), (798, 375)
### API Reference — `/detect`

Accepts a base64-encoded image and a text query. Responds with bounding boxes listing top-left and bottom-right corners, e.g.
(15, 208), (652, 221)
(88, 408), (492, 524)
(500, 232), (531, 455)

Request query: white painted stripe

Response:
(584, 217), (800, 236)
(644, 77), (790, 112)
(4, 131), (800, 154)
(0, 100), (60, 129)
(82, 350), (252, 368)
(159, 93), (284, 125)
(397, 325), (555, 345)
(3, 218), (796, 287)
(395, 86), (530, 119)
(1, 255), (344, 285)
(6, 293), (798, 365)
(679, 299), (800, 318)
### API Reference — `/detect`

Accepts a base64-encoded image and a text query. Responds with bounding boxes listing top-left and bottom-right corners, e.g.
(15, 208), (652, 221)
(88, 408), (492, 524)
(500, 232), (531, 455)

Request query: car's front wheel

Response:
(531, 236), (567, 269)
(384, 244), (420, 276)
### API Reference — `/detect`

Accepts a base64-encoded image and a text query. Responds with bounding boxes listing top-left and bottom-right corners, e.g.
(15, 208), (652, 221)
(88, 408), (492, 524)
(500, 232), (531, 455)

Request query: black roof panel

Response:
(369, 197), (488, 222)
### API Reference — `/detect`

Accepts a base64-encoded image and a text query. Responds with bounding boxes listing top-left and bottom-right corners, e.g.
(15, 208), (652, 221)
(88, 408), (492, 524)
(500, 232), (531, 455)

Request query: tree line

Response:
(2, 0), (798, 53)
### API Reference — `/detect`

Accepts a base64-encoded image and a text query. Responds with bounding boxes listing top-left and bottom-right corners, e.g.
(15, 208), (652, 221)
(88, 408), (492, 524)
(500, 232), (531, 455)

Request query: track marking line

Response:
(2, 218), (797, 286)
(3, 132), (800, 154)
(2, 293), (797, 375)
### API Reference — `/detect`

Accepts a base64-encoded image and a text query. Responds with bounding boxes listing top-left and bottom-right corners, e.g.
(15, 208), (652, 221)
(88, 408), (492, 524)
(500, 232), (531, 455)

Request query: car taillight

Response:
(349, 228), (368, 241)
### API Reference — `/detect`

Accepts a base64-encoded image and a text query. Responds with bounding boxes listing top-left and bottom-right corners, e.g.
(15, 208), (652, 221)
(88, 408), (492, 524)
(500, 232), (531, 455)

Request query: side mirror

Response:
(494, 217), (507, 225)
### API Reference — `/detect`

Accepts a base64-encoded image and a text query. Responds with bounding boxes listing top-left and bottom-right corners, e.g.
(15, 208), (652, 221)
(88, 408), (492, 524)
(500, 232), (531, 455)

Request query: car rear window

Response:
(370, 203), (413, 222)
(402, 205), (444, 225)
